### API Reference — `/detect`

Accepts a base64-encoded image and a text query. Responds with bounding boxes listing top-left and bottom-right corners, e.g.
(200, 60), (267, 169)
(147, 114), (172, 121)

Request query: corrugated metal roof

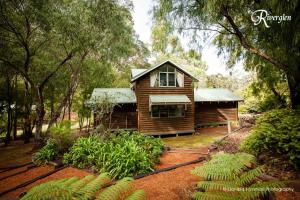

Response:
(194, 88), (243, 102)
(88, 88), (243, 104)
(89, 88), (136, 104)
(131, 69), (147, 78)
(149, 95), (191, 104)
(131, 60), (199, 82)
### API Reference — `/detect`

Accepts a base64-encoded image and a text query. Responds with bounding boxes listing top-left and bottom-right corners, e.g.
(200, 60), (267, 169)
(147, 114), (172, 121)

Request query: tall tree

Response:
(150, 21), (207, 78)
(0, 0), (138, 144)
(153, 0), (300, 108)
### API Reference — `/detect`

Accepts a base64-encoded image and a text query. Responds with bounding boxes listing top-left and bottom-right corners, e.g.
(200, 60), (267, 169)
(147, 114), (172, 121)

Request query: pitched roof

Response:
(130, 60), (199, 82)
(88, 88), (136, 104)
(88, 88), (242, 104)
(131, 69), (147, 78)
(194, 88), (243, 102)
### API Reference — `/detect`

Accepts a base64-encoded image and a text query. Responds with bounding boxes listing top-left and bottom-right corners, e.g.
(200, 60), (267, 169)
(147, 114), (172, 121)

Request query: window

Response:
(150, 65), (184, 87)
(159, 66), (176, 87)
(151, 105), (185, 118)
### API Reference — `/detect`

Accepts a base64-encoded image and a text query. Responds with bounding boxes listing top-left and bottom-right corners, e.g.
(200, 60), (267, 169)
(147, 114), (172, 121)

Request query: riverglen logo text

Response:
(251, 9), (291, 28)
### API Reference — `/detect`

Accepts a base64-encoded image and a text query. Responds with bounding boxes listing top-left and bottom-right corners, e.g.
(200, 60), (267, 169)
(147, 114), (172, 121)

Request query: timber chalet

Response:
(89, 60), (243, 135)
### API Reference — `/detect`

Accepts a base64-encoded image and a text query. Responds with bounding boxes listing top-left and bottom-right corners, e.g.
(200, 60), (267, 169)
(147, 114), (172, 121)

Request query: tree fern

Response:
(76, 173), (111, 200)
(197, 181), (236, 191)
(125, 190), (146, 200)
(21, 174), (145, 200)
(236, 166), (264, 186)
(194, 192), (238, 200)
(70, 175), (95, 192)
(192, 153), (256, 181)
(191, 152), (284, 200)
(96, 177), (133, 200)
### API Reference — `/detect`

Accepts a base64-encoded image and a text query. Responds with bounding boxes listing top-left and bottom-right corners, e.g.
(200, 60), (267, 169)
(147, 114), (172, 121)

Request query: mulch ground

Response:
(0, 149), (207, 200)
(1, 167), (92, 199)
(132, 150), (207, 200)
(0, 126), (266, 200)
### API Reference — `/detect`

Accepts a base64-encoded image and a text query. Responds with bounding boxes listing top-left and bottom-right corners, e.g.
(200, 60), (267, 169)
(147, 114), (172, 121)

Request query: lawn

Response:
(162, 131), (227, 148)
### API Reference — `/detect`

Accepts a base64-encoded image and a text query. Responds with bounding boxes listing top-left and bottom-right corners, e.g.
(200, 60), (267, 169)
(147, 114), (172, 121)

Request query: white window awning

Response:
(149, 95), (191, 111)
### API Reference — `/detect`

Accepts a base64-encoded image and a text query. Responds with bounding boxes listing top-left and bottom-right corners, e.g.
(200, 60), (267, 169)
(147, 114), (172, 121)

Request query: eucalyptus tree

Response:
(0, 0), (138, 144)
(151, 21), (207, 79)
(153, 0), (300, 108)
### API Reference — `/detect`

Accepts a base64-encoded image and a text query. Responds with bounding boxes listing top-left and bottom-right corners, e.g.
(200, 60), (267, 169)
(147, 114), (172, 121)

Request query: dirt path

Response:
(132, 149), (207, 200)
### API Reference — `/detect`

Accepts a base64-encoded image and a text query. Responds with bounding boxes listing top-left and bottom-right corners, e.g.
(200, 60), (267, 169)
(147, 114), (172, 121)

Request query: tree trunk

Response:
(23, 80), (32, 144)
(34, 87), (45, 145)
(5, 75), (12, 146)
(220, 5), (300, 109)
(46, 52), (87, 132)
(269, 86), (286, 108)
(13, 76), (18, 140)
(68, 95), (71, 120)
(287, 74), (300, 109)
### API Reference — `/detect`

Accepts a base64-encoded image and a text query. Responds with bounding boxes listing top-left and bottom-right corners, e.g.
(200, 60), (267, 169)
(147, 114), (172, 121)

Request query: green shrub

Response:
(63, 131), (164, 179)
(33, 139), (59, 165)
(21, 173), (146, 200)
(49, 120), (74, 152)
(191, 152), (283, 200)
(240, 109), (300, 169)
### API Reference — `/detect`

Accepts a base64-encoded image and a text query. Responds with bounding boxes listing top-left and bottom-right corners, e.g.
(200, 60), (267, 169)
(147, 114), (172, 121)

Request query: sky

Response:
(131, 0), (247, 76)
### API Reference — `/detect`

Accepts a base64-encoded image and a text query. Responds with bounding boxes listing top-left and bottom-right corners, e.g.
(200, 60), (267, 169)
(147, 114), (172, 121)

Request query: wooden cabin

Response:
(90, 60), (243, 135)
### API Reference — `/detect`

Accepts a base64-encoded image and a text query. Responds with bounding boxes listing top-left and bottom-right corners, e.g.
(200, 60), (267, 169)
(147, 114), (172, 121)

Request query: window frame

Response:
(151, 105), (186, 118)
(158, 66), (176, 87)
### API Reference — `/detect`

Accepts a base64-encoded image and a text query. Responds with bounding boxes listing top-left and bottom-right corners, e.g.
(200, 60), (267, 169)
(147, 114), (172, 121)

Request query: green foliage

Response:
(33, 139), (59, 165)
(191, 152), (283, 200)
(63, 131), (164, 179)
(153, 0), (300, 107)
(21, 173), (146, 200)
(49, 120), (74, 151)
(240, 109), (300, 169)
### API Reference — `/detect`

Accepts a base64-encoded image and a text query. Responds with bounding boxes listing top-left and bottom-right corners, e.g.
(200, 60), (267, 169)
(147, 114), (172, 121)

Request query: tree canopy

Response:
(153, 0), (300, 108)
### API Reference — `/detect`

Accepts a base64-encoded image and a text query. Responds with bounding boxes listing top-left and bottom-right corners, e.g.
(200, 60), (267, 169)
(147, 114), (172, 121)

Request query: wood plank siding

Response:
(135, 70), (195, 135)
(194, 102), (238, 126)
(94, 103), (137, 130)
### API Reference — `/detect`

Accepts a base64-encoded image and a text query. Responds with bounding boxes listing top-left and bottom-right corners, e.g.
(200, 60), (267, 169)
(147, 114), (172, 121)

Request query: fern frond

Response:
(192, 153), (255, 181)
(21, 180), (73, 200)
(197, 181), (236, 191)
(96, 177), (133, 200)
(69, 175), (95, 192)
(237, 166), (264, 186)
(21, 175), (144, 200)
(241, 181), (285, 200)
(63, 176), (80, 187)
(124, 189), (146, 200)
(193, 192), (238, 200)
(76, 173), (111, 200)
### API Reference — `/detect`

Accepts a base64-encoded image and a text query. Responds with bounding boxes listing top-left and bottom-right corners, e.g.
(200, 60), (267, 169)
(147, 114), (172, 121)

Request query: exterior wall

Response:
(94, 103), (137, 129)
(135, 69), (195, 135)
(194, 101), (238, 126)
